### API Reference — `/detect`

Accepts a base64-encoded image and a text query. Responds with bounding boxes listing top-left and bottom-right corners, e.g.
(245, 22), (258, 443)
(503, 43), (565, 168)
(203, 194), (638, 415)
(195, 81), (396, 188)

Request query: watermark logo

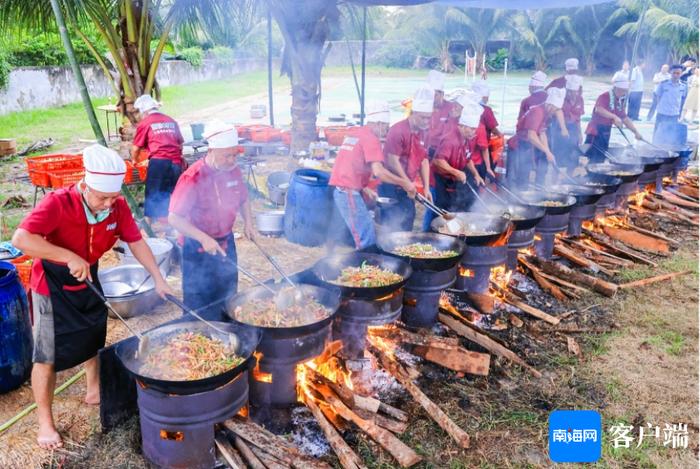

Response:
(549, 410), (602, 463)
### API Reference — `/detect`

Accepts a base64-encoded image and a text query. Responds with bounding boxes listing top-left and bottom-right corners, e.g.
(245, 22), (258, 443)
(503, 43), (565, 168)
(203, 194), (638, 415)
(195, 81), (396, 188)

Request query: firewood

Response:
(641, 198), (661, 210)
(561, 238), (635, 266)
(379, 402), (409, 423)
(566, 336), (581, 357)
(654, 197), (699, 218)
(508, 314), (524, 328)
(491, 283), (561, 324)
(602, 226), (670, 256)
(582, 229), (657, 266)
(216, 433), (246, 469)
(676, 185), (699, 199)
(369, 345), (471, 449)
(234, 436), (267, 469)
(315, 340), (344, 365)
(370, 327), (460, 350)
(657, 190), (700, 209)
(622, 222), (679, 247)
(519, 257), (569, 301)
(619, 270), (692, 289)
(664, 187), (698, 203)
(302, 392), (367, 469)
(304, 365), (382, 415)
(554, 326), (614, 334)
(438, 313), (542, 378)
(534, 259), (618, 297)
(310, 383), (422, 467)
(553, 243), (615, 276)
(223, 418), (331, 469)
(465, 292), (495, 314)
(412, 345), (490, 376)
(355, 409), (409, 434)
(526, 266), (593, 293)
(248, 445), (291, 469)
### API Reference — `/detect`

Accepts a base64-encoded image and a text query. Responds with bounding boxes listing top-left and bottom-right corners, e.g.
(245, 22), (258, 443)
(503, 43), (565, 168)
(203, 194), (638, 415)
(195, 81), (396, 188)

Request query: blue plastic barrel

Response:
(0, 261), (33, 394)
(284, 169), (333, 247)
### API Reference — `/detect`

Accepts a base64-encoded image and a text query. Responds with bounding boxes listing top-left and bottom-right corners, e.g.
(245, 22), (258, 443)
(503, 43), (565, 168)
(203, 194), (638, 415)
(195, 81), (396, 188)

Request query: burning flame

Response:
(490, 265), (512, 290)
(631, 189), (649, 207)
(534, 234), (542, 241)
(518, 246), (535, 256)
(252, 352), (272, 383)
(459, 266), (474, 277)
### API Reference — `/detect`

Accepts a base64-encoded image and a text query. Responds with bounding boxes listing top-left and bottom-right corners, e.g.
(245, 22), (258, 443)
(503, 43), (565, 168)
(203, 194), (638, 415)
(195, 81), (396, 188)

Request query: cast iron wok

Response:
(548, 184), (605, 206)
(571, 175), (623, 195)
(431, 212), (512, 246)
(477, 192), (546, 230)
(115, 320), (261, 395)
(586, 162), (644, 183)
(312, 252), (412, 300)
(508, 191), (577, 215)
(377, 232), (465, 271)
(226, 283), (341, 339)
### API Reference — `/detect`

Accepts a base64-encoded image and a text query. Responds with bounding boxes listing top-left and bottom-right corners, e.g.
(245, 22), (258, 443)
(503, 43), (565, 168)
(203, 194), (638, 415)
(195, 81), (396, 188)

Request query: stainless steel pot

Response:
(98, 264), (165, 318)
(255, 209), (285, 236)
(266, 171), (291, 205)
(117, 238), (173, 274)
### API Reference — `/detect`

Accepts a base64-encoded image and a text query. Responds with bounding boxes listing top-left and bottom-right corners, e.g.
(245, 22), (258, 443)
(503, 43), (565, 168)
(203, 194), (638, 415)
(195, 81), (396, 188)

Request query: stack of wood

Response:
(216, 418), (331, 469)
(631, 187), (699, 226)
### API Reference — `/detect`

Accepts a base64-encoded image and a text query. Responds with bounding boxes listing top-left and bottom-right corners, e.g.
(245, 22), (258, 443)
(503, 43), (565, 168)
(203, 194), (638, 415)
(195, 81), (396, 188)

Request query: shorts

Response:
(32, 292), (55, 364)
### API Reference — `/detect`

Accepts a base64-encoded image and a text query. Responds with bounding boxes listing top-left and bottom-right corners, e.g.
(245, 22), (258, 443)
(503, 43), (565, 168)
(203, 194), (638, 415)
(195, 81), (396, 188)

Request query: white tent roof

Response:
(350, 0), (611, 10)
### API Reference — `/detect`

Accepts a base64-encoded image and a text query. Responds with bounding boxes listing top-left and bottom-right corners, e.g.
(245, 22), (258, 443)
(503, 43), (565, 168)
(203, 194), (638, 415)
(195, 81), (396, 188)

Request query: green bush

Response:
(374, 42), (419, 69)
(486, 48), (508, 71)
(210, 46), (235, 64)
(178, 47), (204, 68)
(0, 52), (11, 89)
(6, 33), (102, 67)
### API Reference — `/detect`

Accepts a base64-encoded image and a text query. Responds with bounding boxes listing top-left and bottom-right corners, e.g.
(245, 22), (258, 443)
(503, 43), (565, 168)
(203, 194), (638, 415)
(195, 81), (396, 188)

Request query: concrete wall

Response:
(0, 58), (270, 115)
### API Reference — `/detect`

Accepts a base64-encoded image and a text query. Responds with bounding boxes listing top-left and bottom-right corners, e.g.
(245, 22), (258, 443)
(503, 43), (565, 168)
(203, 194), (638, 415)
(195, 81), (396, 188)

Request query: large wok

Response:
(312, 252), (412, 300)
(115, 320), (261, 395)
(549, 184), (605, 206)
(377, 232), (465, 271)
(510, 191), (577, 215)
(431, 212), (512, 246)
(477, 192), (546, 230)
(226, 283), (341, 339)
(572, 175), (623, 195)
(586, 162), (644, 183)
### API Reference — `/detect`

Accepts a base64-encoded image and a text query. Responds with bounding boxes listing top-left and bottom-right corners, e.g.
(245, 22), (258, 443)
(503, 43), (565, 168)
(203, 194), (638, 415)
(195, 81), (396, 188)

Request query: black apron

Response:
(42, 260), (107, 372)
(584, 125), (612, 164)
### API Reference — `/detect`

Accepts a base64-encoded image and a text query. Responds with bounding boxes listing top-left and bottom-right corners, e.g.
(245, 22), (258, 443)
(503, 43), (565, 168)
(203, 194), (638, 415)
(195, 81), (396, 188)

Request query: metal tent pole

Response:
(500, 58), (508, 121)
(267, 7), (275, 127)
(360, 6), (367, 125)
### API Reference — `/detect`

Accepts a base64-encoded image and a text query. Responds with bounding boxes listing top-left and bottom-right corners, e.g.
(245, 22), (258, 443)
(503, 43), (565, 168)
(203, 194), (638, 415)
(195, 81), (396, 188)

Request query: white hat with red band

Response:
(204, 121), (239, 149)
(83, 144), (126, 193)
(365, 100), (391, 123)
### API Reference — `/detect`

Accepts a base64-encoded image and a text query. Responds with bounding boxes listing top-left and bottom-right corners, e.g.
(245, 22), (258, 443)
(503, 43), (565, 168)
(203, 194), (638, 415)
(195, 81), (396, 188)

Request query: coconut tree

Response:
(444, 7), (512, 72)
(507, 10), (549, 70)
(0, 0), (226, 127)
(268, 0), (340, 153)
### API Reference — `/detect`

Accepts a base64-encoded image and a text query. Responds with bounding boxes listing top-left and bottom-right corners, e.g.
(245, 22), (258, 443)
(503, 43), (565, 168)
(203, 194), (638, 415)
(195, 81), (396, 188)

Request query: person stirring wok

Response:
(11, 144), (172, 450)
(168, 123), (255, 322)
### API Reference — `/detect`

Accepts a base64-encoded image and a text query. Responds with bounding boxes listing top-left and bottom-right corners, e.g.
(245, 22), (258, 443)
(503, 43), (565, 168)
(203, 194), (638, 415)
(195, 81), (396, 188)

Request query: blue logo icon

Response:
(549, 410), (602, 463)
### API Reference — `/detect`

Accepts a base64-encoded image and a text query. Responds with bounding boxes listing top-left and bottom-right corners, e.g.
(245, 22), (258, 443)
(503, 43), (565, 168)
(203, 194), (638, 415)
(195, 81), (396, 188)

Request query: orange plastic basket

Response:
(250, 127), (283, 143)
(489, 135), (505, 164)
(48, 169), (85, 188)
(236, 124), (271, 140)
(29, 170), (51, 187)
(26, 153), (83, 187)
(323, 126), (355, 146)
(123, 160), (139, 184)
(10, 255), (33, 292)
(280, 130), (291, 146)
(136, 161), (149, 181)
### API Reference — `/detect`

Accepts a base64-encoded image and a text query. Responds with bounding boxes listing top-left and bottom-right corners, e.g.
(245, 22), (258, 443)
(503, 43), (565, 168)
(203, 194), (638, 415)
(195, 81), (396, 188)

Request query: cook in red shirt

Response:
(546, 58), (583, 94)
(131, 95), (185, 225)
(506, 88), (565, 189)
(548, 75), (586, 173)
(426, 70), (453, 154)
(329, 102), (415, 248)
(168, 124), (254, 321)
(471, 81), (502, 180)
(379, 85), (433, 232)
(584, 72), (643, 163)
(12, 144), (171, 450)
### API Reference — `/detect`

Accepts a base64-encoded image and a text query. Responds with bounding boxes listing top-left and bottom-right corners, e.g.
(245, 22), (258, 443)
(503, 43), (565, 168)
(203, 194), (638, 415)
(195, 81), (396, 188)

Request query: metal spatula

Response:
(164, 294), (239, 352)
(251, 239), (306, 305)
(218, 256), (292, 310)
(85, 279), (149, 357)
(120, 255), (169, 296)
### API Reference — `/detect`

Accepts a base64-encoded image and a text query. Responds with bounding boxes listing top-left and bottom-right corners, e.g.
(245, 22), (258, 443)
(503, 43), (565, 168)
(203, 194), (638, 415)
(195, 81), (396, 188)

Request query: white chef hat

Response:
(453, 90), (480, 110)
(204, 121), (239, 149)
(133, 94), (160, 113)
(545, 87), (566, 109)
(612, 71), (630, 90)
(365, 100), (391, 123)
(412, 85), (435, 113)
(83, 144), (126, 193)
(458, 104), (482, 128)
(471, 80), (490, 98)
(565, 74), (583, 91)
(529, 71), (548, 87)
(427, 70), (445, 92)
(565, 58), (579, 71)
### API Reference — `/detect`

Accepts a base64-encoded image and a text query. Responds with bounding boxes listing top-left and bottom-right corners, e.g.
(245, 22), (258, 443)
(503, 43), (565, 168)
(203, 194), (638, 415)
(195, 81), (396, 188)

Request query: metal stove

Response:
(506, 227), (536, 269)
(455, 244), (508, 294)
(534, 213), (570, 259)
(402, 266), (457, 328)
(614, 180), (639, 211)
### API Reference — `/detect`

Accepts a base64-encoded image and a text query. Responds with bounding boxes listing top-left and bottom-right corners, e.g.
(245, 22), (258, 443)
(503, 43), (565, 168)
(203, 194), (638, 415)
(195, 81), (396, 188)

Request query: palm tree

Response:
(614, 0), (699, 63)
(444, 7), (512, 72)
(0, 0), (224, 126)
(268, 0), (340, 153)
(507, 11), (549, 70)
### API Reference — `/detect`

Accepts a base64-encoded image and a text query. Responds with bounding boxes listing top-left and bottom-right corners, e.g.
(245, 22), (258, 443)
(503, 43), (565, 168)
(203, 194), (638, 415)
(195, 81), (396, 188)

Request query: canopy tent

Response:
(348, 0), (611, 10)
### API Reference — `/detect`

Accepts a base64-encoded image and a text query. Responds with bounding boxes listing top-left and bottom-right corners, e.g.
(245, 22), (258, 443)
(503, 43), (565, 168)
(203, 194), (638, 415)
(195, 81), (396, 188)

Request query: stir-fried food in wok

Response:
(331, 261), (403, 287)
(233, 296), (330, 327)
(393, 243), (457, 259)
(437, 226), (498, 236)
(535, 200), (566, 207)
(140, 332), (244, 381)
(608, 171), (636, 176)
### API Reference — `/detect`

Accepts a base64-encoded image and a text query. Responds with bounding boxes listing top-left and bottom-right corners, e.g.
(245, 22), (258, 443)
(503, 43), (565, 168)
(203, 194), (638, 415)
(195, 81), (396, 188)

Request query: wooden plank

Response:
(619, 270), (692, 289)
(413, 345), (490, 376)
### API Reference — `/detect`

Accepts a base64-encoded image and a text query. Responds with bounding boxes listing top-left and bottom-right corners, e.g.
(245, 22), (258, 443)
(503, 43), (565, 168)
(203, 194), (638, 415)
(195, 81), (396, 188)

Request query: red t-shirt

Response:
(562, 94), (585, 124)
(133, 112), (184, 164)
(329, 126), (384, 190)
(467, 123), (489, 165)
(169, 159), (248, 239)
(585, 91), (627, 136)
(479, 105), (499, 140)
(508, 105), (547, 150)
(434, 126), (468, 178)
(546, 75), (583, 94)
(384, 119), (428, 181)
(18, 186), (142, 295)
(517, 90), (548, 120)
(427, 101), (453, 150)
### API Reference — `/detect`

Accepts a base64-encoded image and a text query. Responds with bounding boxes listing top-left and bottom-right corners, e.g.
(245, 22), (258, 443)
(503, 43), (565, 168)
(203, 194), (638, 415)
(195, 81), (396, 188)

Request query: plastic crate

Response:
(323, 126), (355, 146)
(280, 130), (291, 146)
(10, 255), (32, 292)
(236, 124), (271, 140)
(136, 161), (149, 181)
(26, 153), (83, 188)
(48, 168), (86, 188)
(29, 170), (51, 187)
(250, 127), (283, 143)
